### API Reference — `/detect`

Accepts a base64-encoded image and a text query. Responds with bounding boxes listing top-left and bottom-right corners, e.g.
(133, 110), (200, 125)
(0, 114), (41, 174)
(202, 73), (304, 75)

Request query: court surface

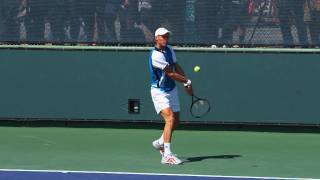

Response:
(0, 125), (319, 179)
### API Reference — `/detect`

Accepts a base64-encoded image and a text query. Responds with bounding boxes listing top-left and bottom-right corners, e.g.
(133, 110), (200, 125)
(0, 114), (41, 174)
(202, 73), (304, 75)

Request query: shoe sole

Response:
(161, 157), (183, 165)
(161, 160), (183, 165)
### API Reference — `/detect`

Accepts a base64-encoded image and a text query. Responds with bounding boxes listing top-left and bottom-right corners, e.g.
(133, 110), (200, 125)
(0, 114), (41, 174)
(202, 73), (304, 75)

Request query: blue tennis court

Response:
(0, 169), (305, 180)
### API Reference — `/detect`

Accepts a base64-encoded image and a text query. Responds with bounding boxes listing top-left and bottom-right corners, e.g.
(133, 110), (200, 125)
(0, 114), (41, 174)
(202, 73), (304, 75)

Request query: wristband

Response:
(183, 79), (192, 87)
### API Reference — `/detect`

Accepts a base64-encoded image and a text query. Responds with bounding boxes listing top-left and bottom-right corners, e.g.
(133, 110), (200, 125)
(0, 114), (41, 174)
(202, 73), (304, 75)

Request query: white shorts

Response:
(151, 87), (180, 114)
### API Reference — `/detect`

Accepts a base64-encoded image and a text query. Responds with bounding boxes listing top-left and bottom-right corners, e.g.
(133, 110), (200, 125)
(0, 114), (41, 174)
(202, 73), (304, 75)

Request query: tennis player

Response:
(149, 27), (193, 165)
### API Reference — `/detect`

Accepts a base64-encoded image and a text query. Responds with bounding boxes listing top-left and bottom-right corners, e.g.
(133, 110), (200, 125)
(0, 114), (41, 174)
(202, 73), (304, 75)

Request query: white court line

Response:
(0, 168), (317, 180)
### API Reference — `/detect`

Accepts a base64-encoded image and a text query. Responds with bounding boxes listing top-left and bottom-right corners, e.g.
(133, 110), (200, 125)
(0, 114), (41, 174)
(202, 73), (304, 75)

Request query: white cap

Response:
(154, 27), (171, 37)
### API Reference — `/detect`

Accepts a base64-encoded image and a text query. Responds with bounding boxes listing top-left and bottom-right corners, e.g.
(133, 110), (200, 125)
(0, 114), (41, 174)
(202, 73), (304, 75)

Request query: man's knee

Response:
(165, 116), (176, 126)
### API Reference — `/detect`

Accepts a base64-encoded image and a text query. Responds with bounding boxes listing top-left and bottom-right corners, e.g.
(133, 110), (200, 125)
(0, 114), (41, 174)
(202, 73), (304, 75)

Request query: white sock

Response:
(158, 133), (164, 145)
(164, 143), (172, 156)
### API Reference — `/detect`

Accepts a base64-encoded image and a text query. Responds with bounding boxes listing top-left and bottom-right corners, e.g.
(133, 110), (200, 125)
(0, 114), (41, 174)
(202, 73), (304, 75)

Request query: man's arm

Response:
(174, 63), (186, 77)
(164, 64), (194, 96)
(163, 64), (188, 84)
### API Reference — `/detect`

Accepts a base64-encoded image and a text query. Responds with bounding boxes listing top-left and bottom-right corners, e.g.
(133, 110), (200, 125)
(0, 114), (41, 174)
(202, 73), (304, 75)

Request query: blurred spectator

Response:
(195, 0), (248, 45)
(81, 0), (99, 42)
(195, 0), (221, 44)
(238, 0), (249, 44)
(80, 1), (95, 42)
(138, 0), (160, 34)
(69, 0), (108, 43)
(0, 0), (21, 42)
(277, 0), (308, 46)
(0, 2), (3, 39)
(105, 0), (121, 42)
(0, 1), (6, 40)
(119, 0), (148, 43)
(47, 0), (68, 42)
(162, 0), (186, 43)
(95, 0), (108, 43)
(307, 0), (320, 45)
(68, 0), (82, 42)
(80, 0), (108, 42)
(220, 0), (248, 45)
(25, 0), (50, 42)
(136, 0), (162, 43)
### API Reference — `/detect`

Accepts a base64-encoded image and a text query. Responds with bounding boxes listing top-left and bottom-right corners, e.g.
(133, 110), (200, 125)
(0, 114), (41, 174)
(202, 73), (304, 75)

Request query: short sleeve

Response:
(151, 51), (168, 70)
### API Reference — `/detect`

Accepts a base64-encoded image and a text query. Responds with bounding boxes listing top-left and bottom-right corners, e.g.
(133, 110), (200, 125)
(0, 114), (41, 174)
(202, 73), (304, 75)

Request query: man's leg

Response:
(161, 108), (181, 143)
(153, 111), (180, 153)
(160, 107), (175, 155)
(158, 108), (182, 165)
(173, 112), (180, 129)
(152, 107), (174, 156)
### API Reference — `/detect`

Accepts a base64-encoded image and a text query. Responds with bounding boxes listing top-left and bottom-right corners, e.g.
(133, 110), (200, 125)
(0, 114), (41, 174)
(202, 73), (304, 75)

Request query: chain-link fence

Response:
(0, 0), (319, 47)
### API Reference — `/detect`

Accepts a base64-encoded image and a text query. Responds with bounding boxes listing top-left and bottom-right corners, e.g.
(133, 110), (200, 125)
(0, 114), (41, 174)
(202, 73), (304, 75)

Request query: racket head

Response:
(190, 96), (211, 118)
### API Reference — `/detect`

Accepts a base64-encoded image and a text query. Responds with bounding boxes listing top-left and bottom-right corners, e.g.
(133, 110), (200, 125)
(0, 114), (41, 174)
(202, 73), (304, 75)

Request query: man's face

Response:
(156, 33), (169, 47)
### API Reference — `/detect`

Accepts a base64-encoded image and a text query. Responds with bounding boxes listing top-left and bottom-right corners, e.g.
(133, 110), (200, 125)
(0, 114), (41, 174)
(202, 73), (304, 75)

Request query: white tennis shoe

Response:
(161, 153), (183, 165)
(152, 140), (164, 156)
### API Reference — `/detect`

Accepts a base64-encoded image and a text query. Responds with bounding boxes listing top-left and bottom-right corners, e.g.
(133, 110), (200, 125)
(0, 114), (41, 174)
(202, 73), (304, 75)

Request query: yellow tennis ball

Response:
(194, 66), (201, 72)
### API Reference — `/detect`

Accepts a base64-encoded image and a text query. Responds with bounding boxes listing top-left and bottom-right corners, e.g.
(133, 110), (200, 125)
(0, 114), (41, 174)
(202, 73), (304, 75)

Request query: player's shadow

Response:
(183, 155), (241, 163)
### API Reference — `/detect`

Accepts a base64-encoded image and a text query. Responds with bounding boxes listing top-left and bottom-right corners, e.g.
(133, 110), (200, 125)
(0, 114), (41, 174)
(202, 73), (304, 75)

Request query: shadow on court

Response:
(183, 155), (242, 163)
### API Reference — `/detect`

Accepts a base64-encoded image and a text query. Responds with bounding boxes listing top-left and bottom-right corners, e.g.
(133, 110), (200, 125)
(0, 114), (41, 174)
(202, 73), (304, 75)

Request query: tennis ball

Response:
(194, 66), (201, 72)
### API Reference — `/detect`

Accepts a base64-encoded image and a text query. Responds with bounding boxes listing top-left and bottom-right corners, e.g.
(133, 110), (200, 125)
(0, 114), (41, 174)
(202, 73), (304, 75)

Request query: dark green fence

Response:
(1, 0), (320, 46)
(1, 45), (320, 125)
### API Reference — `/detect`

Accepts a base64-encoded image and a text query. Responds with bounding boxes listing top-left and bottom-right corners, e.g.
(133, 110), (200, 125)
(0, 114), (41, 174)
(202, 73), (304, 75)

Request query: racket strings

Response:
(191, 99), (210, 118)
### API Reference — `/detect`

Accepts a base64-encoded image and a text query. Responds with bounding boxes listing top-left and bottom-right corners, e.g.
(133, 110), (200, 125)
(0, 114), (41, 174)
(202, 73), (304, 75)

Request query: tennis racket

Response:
(190, 95), (211, 118)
